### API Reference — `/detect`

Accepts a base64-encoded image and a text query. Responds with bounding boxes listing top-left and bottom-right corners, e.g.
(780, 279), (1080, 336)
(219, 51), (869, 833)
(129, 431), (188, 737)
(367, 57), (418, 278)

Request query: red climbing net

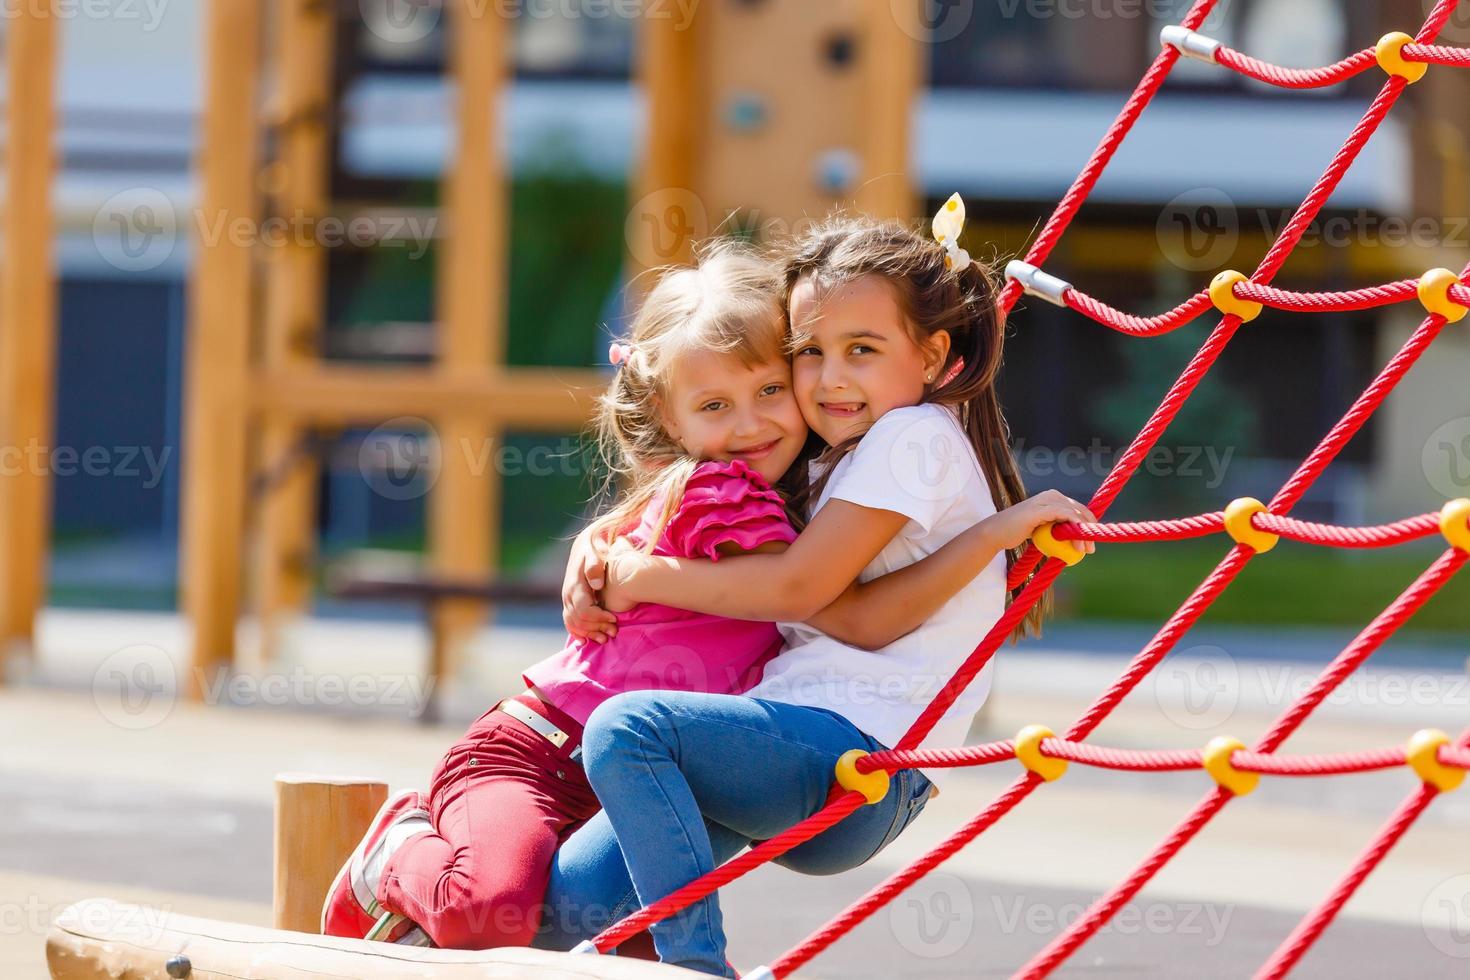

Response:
(587, 3), (1470, 976)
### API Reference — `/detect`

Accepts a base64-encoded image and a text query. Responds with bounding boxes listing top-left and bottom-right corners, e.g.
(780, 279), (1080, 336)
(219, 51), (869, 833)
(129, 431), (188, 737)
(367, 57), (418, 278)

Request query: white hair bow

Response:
(931, 192), (972, 272)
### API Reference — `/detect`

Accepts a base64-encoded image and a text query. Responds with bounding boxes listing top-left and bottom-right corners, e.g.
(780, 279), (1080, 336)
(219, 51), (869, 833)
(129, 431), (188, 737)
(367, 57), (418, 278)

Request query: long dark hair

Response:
(776, 216), (1047, 640)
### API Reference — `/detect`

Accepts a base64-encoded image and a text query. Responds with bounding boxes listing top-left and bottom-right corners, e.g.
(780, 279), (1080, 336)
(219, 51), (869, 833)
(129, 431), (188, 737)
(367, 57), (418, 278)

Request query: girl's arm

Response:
(606, 498), (910, 623)
(802, 520), (1006, 650)
(605, 489), (1097, 630)
(719, 526), (1004, 650)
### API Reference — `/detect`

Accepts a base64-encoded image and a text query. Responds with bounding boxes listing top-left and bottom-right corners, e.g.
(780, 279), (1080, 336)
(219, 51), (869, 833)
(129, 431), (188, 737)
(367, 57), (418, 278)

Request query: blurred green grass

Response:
(1057, 540), (1470, 633)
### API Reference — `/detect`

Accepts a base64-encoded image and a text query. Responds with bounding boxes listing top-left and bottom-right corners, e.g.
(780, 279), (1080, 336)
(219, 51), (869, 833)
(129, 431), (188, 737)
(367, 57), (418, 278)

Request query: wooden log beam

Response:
(856, 0), (921, 220)
(179, 0), (263, 697)
(430, 0), (510, 685)
(628, 3), (702, 275)
(250, 365), (603, 430)
(254, 0), (337, 663)
(45, 897), (700, 979)
(0, 0), (59, 665)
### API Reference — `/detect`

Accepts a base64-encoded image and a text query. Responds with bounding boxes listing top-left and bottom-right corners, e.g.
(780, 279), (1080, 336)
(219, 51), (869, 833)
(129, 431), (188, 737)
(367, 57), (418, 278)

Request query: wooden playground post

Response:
(428, 0), (508, 683)
(273, 773), (387, 933)
(857, 0), (922, 220)
(0, 0), (59, 665)
(254, 0), (336, 663)
(180, 0), (263, 697)
(630, 6), (702, 273)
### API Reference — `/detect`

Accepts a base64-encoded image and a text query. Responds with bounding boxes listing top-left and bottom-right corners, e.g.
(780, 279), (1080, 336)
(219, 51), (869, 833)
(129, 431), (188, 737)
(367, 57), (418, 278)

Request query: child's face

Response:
(789, 274), (948, 446)
(660, 348), (808, 485)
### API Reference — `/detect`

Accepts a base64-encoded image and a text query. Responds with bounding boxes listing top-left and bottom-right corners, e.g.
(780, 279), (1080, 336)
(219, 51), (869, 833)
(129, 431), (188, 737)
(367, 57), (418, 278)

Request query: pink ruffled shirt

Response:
(523, 459), (797, 725)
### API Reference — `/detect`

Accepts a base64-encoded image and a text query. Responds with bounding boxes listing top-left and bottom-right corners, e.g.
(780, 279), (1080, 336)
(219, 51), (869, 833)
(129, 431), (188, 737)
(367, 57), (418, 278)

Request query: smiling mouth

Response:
(731, 438), (781, 459)
(820, 401), (866, 418)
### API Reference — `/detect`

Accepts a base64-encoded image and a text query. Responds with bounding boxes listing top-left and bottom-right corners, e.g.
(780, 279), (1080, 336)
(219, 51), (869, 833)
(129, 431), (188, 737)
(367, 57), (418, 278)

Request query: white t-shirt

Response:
(748, 403), (1006, 778)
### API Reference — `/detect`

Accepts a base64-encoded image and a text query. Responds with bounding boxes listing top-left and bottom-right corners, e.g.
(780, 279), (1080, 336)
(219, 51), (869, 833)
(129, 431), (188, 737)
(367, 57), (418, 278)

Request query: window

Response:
(932, 0), (1363, 95)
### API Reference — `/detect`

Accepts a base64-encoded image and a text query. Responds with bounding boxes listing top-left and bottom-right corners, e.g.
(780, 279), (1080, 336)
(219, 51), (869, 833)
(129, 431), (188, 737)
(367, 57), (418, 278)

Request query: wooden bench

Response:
(325, 564), (561, 723)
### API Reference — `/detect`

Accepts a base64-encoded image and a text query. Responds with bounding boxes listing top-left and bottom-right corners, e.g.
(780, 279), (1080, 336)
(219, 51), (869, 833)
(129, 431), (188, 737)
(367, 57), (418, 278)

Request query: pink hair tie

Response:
(937, 357), (965, 387)
(608, 342), (634, 367)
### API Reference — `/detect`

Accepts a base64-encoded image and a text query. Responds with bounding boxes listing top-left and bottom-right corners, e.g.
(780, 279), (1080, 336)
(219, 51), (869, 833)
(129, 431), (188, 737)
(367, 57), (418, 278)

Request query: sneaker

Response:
(392, 922), (435, 947)
(321, 789), (429, 939)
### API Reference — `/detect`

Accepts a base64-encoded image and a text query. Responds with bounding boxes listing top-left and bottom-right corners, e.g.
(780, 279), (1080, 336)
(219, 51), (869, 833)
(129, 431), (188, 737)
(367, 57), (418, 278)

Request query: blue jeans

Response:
(532, 691), (933, 976)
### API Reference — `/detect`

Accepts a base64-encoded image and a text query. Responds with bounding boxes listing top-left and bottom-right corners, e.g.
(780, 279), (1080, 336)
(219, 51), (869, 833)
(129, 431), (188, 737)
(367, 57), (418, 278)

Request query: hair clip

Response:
(608, 342), (634, 367)
(931, 192), (972, 272)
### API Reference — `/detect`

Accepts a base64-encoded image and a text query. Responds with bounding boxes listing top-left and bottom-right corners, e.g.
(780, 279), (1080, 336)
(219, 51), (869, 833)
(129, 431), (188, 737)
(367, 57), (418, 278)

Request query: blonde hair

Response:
(591, 239), (789, 549)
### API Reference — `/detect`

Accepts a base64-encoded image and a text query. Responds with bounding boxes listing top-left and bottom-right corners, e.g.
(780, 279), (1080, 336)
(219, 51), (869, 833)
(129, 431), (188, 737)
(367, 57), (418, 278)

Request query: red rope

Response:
(1062, 275), (1445, 336)
(1211, 42), (1470, 89)
(1404, 42), (1470, 66)
(1233, 278), (1419, 312)
(1064, 289), (1212, 336)
(1215, 46), (1376, 89)
(773, 2), (1465, 968)
(590, 1), (1469, 971)
(1251, 511), (1441, 548)
(859, 738), (1445, 779)
(1018, 547), (1468, 979)
(1051, 512), (1225, 542)
(1254, 783), (1440, 979)
(1256, 723), (1470, 976)
(1046, 509), (1443, 548)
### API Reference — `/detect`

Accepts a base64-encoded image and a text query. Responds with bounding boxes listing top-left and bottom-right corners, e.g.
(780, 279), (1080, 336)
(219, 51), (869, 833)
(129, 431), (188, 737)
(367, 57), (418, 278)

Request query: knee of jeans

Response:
(583, 693), (666, 780)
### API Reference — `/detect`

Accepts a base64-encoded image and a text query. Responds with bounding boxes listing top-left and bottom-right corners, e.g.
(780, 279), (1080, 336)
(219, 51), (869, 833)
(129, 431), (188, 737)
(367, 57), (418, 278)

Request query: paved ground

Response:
(4, 610), (1469, 978)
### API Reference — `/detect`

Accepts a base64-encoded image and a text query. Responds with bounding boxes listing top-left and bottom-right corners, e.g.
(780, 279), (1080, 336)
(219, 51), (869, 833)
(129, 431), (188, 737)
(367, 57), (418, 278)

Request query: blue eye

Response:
(701, 401), (725, 412)
(795, 346), (820, 357)
(761, 383), (785, 396)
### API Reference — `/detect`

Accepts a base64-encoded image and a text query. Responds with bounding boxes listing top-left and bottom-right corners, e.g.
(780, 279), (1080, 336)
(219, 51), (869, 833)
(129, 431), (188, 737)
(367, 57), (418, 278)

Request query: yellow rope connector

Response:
(1209, 270), (1263, 323)
(1033, 522), (1086, 566)
(1376, 32), (1428, 84)
(1440, 499), (1470, 554)
(1405, 729), (1465, 792)
(1203, 736), (1259, 796)
(1223, 497), (1279, 554)
(1417, 268), (1469, 323)
(1015, 725), (1068, 782)
(834, 749), (889, 805)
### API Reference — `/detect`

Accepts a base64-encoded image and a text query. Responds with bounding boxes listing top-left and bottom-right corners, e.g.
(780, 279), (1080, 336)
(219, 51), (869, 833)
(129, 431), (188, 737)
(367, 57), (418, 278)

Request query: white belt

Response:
(499, 697), (582, 763)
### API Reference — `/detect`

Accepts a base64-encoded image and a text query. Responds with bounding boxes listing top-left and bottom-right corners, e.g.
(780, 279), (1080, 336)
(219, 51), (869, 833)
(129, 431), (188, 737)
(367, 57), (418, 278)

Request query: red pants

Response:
(377, 692), (599, 949)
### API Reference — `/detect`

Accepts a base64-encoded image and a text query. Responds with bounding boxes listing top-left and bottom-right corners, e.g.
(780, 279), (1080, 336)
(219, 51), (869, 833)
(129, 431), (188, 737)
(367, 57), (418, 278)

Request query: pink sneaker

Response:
(321, 789), (429, 939)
